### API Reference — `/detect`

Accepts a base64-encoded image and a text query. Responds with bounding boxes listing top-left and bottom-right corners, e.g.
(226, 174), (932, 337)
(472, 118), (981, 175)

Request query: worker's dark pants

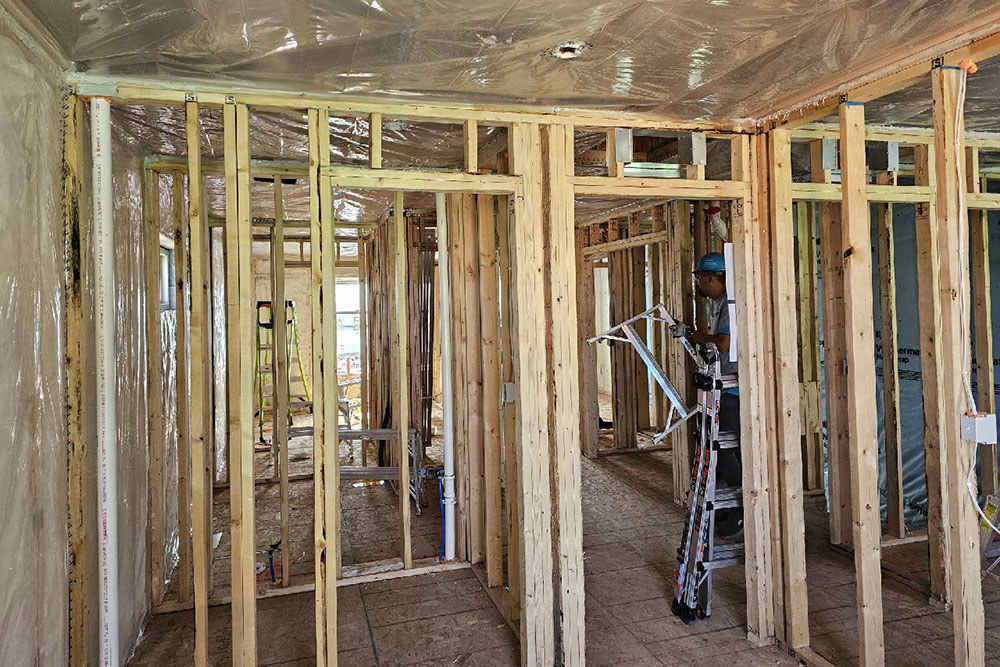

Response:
(717, 393), (742, 488)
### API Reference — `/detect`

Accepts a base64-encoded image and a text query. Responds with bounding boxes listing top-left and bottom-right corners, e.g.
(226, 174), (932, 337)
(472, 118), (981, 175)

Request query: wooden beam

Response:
(369, 112), (382, 169)
(172, 171), (193, 604)
(65, 92), (95, 667)
(497, 190), (522, 618)
(478, 195), (504, 586)
(224, 101), (258, 665)
(462, 193), (485, 565)
(144, 167), (166, 608)
(796, 200), (824, 495)
(547, 123), (586, 665)
(731, 134), (775, 643)
(631, 214), (650, 431)
(791, 182), (936, 203)
(446, 194), (469, 563)
(668, 201), (692, 502)
(932, 65), (986, 667)
(358, 242), (374, 434)
(308, 108), (331, 667)
(875, 172), (905, 539)
(78, 76), (751, 131)
(768, 129), (809, 649)
(608, 248), (636, 451)
(510, 122), (556, 664)
(605, 129), (621, 178)
(813, 140), (851, 548)
(394, 191), (413, 570)
(913, 143), (951, 603)
(572, 176), (747, 200)
(576, 227), (599, 459)
(581, 228), (671, 258)
(840, 101), (884, 667)
(272, 179), (291, 588)
(185, 101), (213, 667)
(968, 147), (998, 497)
(649, 206), (666, 426)
(465, 120), (479, 173)
(324, 165), (518, 194)
(755, 134), (784, 643)
(318, 110), (342, 664)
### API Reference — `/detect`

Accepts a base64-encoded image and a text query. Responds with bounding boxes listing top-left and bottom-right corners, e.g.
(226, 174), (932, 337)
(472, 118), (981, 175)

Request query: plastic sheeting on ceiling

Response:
(26, 0), (1000, 122)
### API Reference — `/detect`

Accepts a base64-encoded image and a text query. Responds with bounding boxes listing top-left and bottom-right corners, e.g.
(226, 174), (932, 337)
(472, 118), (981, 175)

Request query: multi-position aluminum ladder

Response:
(587, 304), (706, 445)
(671, 348), (741, 624)
(589, 302), (742, 622)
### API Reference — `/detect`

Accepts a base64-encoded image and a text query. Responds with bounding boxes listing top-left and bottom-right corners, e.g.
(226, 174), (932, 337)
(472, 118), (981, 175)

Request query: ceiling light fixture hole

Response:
(549, 40), (590, 60)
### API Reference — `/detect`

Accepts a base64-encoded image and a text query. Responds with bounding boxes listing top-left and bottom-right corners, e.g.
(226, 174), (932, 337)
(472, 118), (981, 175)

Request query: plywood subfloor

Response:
(129, 567), (520, 666)
(135, 425), (1000, 665)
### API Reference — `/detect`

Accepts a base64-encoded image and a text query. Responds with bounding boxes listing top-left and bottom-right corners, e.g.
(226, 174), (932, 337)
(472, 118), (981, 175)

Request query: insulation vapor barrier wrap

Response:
(0, 20), (68, 667)
(27, 0), (1000, 122)
(805, 200), (1000, 527)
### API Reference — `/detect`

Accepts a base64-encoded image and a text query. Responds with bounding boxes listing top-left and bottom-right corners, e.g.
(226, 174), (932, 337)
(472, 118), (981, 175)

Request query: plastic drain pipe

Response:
(436, 193), (456, 560)
(91, 95), (120, 666)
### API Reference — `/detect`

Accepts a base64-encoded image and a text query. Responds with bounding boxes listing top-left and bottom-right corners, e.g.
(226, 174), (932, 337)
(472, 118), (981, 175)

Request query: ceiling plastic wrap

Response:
(0, 24), (68, 667)
(112, 104), (502, 226)
(863, 56), (1000, 130)
(28, 0), (1000, 121)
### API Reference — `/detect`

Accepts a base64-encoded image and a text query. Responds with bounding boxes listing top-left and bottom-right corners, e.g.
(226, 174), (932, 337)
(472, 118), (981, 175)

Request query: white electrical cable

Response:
(952, 67), (1000, 554)
(955, 68), (977, 415)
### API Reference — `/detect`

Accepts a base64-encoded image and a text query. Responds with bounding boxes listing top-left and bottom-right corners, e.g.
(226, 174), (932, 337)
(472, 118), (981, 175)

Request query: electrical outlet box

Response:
(961, 413), (997, 444)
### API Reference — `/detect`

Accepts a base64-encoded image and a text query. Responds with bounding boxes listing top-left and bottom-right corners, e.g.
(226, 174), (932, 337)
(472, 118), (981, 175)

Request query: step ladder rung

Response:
(703, 556), (743, 570)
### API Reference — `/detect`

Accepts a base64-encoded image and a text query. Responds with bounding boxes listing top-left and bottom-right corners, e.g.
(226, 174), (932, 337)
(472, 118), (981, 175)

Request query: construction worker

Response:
(670, 251), (743, 538)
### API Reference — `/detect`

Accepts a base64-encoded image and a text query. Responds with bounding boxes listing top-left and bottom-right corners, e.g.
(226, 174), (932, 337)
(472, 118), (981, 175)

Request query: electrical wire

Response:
(952, 65), (1000, 554)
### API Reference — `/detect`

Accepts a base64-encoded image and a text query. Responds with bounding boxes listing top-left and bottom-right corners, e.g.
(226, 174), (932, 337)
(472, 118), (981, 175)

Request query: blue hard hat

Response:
(693, 252), (726, 274)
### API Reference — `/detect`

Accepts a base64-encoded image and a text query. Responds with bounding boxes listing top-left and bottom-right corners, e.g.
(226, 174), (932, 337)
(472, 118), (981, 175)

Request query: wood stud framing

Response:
(914, 142), (952, 603)
(64, 91), (95, 667)
(144, 166), (165, 609)
(875, 171), (905, 539)
(185, 101), (213, 666)
(840, 101), (884, 667)
(307, 108), (332, 667)
(795, 199), (824, 495)
(224, 101), (258, 665)
(546, 123), (586, 666)
(732, 134), (774, 644)
(172, 171), (192, 605)
(72, 55), (1000, 667)
(932, 65), (985, 667)
(394, 191), (413, 570)
(478, 194), (504, 587)
(767, 129), (809, 650)
(510, 122), (556, 665)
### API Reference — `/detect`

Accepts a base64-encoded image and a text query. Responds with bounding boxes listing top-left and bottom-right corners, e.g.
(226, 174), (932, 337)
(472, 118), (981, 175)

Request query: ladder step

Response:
(704, 556), (743, 570)
(712, 487), (742, 509)
(712, 543), (744, 558)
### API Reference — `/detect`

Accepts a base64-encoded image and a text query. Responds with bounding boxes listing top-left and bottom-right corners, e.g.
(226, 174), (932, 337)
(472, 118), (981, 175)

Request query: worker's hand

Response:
(670, 322), (689, 339)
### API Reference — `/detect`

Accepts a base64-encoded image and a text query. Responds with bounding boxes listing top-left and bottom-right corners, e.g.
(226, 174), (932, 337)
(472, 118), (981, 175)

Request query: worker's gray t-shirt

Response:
(709, 292), (739, 383)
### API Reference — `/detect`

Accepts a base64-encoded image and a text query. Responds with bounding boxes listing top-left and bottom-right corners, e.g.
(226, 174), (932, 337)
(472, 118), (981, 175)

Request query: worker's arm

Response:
(690, 329), (730, 355)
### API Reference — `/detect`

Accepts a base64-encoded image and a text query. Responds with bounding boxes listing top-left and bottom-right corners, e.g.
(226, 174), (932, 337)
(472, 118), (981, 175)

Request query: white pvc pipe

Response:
(436, 193), (456, 561)
(92, 96), (119, 666)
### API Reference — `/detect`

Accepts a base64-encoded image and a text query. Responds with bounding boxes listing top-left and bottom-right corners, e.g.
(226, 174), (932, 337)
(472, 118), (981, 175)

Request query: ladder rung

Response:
(713, 488), (742, 508)
(712, 543), (744, 558)
(704, 556), (742, 570)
